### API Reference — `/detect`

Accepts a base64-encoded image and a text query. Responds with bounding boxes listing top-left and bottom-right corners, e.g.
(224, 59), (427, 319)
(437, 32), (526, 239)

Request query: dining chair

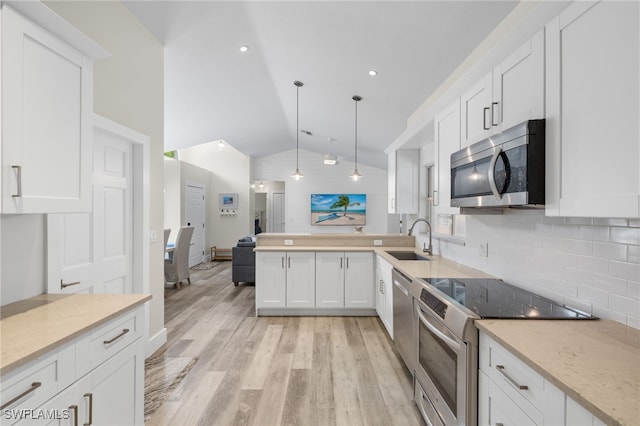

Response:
(164, 226), (194, 289)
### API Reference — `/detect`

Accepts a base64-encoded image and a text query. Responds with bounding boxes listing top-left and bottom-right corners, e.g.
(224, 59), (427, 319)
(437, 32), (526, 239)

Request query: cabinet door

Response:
(77, 341), (144, 426)
(344, 252), (374, 308)
(478, 371), (542, 426)
(376, 255), (394, 338)
(434, 99), (461, 214)
(11, 383), (79, 426)
(460, 72), (492, 147)
(286, 252), (315, 308)
(375, 258), (385, 318)
(493, 29), (544, 133)
(316, 252), (345, 308)
(256, 252), (286, 308)
(2, 6), (92, 213)
(395, 150), (420, 214)
(546, 1), (639, 217)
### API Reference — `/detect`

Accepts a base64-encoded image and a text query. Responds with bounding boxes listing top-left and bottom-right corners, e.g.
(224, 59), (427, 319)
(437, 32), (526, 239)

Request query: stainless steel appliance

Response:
(392, 268), (414, 376)
(411, 277), (596, 426)
(450, 119), (545, 208)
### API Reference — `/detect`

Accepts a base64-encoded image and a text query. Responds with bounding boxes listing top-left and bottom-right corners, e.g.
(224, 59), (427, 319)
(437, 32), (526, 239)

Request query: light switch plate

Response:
(373, 240), (383, 246)
(284, 239), (294, 246)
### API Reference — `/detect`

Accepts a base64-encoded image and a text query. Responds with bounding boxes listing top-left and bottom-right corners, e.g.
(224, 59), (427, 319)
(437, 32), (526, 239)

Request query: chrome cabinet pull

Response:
(281, 257), (284, 268)
(0, 382), (41, 410)
(380, 280), (384, 294)
(288, 257), (291, 268)
(491, 102), (499, 126)
(84, 393), (93, 425)
(483, 107), (490, 130)
(496, 365), (528, 390)
(69, 405), (79, 426)
(346, 257), (350, 268)
(103, 328), (129, 345)
(11, 165), (22, 197)
(340, 257), (343, 269)
(60, 279), (81, 289)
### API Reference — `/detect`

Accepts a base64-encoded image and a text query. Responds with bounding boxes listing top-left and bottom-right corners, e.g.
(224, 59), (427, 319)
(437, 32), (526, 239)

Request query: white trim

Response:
(145, 325), (168, 358)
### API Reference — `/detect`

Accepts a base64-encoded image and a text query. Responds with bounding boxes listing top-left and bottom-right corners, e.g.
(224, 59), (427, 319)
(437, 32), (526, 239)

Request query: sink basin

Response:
(386, 251), (429, 261)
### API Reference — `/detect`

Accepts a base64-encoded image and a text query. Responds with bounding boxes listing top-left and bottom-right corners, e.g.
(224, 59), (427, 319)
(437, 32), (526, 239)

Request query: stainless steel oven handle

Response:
(488, 147), (503, 200)
(416, 305), (461, 352)
(417, 392), (438, 426)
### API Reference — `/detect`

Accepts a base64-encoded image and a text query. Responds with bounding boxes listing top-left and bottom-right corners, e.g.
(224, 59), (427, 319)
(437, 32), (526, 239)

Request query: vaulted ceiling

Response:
(125, 1), (518, 168)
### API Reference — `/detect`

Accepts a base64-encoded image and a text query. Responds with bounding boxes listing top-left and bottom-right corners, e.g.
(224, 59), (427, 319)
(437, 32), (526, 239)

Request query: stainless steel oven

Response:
(411, 280), (479, 426)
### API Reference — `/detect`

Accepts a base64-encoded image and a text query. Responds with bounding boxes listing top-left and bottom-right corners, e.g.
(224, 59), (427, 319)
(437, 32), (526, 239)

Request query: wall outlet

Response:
(374, 240), (383, 246)
(149, 230), (157, 243)
(479, 242), (489, 258)
(284, 239), (294, 246)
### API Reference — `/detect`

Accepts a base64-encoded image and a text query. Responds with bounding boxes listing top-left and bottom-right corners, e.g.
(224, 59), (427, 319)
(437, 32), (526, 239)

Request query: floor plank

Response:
(147, 263), (423, 426)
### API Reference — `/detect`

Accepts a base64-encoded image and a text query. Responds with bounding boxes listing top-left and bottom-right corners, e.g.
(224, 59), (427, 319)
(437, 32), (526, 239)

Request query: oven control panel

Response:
(421, 289), (447, 319)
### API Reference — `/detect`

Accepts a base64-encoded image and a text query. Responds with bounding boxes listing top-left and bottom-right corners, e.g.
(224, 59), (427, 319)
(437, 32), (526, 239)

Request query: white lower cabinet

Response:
(375, 255), (393, 338)
(479, 331), (605, 426)
(1, 307), (144, 426)
(257, 250), (374, 313)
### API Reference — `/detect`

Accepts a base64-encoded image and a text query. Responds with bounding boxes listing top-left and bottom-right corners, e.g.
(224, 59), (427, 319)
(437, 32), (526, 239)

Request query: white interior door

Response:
(185, 183), (205, 266)
(272, 192), (285, 233)
(47, 121), (133, 294)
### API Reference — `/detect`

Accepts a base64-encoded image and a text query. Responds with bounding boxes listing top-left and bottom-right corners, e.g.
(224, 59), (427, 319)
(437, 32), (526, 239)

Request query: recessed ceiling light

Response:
(239, 45), (249, 53)
(368, 70), (378, 77)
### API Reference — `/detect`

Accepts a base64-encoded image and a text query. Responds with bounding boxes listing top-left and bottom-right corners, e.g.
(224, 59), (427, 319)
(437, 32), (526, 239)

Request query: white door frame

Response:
(185, 181), (205, 266)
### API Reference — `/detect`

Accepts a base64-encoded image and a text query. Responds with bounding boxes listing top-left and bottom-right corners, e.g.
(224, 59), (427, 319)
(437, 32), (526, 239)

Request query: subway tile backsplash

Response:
(421, 210), (640, 329)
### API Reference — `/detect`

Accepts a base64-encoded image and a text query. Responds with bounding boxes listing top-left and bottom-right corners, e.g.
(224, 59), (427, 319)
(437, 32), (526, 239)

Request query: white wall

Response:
(177, 142), (252, 248)
(414, 212), (640, 329)
(253, 149), (392, 234)
(164, 157), (181, 244)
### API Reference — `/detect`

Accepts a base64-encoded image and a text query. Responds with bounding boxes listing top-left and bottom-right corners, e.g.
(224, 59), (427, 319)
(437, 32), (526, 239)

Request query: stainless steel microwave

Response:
(450, 119), (545, 208)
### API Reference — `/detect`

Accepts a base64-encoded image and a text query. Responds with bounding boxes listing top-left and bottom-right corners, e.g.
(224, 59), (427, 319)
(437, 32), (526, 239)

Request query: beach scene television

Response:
(311, 194), (366, 226)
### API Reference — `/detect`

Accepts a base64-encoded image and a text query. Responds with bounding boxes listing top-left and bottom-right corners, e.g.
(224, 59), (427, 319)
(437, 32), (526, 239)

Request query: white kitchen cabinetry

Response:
(460, 29), (545, 148)
(316, 252), (345, 308)
(286, 252), (316, 308)
(344, 252), (374, 308)
(388, 149), (420, 214)
(0, 4), (107, 214)
(433, 99), (461, 214)
(479, 331), (605, 426)
(375, 254), (393, 338)
(545, 1), (639, 218)
(1, 307), (144, 426)
(316, 252), (374, 309)
(256, 251), (315, 309)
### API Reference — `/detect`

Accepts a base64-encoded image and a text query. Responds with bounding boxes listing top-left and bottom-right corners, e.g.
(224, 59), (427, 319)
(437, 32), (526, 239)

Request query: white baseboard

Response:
(145, 327), (167, 358)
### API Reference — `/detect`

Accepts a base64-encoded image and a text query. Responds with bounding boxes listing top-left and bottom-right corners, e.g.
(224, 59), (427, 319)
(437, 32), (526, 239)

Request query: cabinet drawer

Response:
(0, 343), (74, 419)
(480, 370), (543, 426)
(88, 307), (142, 370)
(481, 335), (546, 414)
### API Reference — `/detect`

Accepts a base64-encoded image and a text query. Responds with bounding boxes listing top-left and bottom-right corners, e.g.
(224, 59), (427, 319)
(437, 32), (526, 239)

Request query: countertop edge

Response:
(0, 294), (151, 377)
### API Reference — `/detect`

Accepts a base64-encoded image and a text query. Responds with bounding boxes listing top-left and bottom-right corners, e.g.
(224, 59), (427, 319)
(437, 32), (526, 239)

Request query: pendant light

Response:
(350, 95), (363, 180)
(323, 137), (338, 165)
(291, 80), (304, 180)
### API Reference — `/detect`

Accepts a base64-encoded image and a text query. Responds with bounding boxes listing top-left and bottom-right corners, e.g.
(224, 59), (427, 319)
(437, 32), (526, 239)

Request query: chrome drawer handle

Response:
(103, 328), (130, 345)
(0, 381), (42, 410)
(69, 405), (79, 426)
(84, 393), (93, 425)
(496, 365), (528, 390)
(61, 279), (81, 289)
(11, 165), (22, 197)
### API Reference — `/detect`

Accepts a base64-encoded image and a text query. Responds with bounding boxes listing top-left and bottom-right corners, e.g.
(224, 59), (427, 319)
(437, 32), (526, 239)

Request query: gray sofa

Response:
(232, 238), (255, 286)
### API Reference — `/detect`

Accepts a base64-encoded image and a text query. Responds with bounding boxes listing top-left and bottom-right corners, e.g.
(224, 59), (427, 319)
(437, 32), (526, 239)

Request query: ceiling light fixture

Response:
(323, 137), (338, 166)
(351, 95), (363, 181)
(368, 70), (378, 77)
(291, 80), (304, 180)
(258, 181), (264, 190)
(239, 45), (249, 53)
(218, 140), (225, 150)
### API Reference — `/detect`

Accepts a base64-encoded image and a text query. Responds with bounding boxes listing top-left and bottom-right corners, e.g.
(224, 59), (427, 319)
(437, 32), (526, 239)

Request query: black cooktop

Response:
(423, 278), (596, 319)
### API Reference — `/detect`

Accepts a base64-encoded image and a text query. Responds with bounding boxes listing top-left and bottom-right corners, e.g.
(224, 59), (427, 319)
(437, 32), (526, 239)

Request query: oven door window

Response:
(418, 316), (458, 413)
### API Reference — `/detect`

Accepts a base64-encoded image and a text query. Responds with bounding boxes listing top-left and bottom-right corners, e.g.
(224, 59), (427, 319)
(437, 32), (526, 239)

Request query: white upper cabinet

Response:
(461, 29), (545, 148)
(434, 98), (461, 214)
(388, 149), (420, 214)
(1, 4), (107, 213)
(545, 1), (639, 218)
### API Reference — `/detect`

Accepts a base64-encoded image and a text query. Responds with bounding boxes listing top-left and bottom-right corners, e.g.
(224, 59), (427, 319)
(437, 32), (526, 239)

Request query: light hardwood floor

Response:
(147, 262), (423, 426)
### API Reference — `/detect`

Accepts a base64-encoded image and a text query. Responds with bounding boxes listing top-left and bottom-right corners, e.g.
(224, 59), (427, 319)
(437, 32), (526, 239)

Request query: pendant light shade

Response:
(323, 137), (338, 165)
(291, 80), (304, 180)
(351, 95), (363, 181)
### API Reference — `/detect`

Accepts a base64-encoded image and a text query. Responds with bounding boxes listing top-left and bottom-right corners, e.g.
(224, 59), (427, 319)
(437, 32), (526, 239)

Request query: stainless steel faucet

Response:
(408, 218), (433, 255)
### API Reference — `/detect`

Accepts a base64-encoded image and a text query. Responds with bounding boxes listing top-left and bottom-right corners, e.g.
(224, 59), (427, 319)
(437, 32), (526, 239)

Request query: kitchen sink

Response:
(386, 251), (429, 261)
